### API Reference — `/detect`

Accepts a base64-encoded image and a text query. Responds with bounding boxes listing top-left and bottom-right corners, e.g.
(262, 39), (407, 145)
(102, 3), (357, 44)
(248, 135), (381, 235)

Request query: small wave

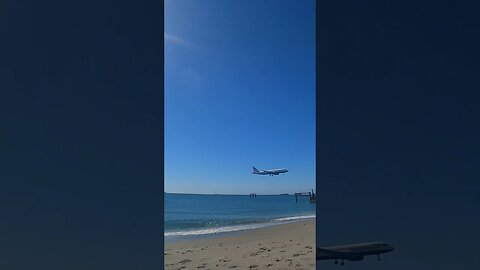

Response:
(165, 214), (315, 237)
(274, 214), (316, 222)
(165, 223), (271, 237)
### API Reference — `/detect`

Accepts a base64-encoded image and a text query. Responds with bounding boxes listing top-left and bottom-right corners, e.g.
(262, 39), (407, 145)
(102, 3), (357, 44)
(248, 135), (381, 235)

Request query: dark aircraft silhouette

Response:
(317, 242), (395, 266)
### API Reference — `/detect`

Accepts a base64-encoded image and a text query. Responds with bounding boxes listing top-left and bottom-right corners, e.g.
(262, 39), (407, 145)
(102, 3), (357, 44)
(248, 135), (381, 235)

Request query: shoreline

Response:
(165, 215), (316, 243)
(165, 218), (315, 269)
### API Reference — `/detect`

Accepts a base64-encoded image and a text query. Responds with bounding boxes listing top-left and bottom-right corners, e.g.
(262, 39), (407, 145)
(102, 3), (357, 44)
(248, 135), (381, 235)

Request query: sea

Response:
(164, 193), (316, 241)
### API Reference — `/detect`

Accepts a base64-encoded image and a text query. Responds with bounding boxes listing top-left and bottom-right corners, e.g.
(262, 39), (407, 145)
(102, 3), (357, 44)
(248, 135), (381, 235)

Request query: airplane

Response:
(252, 166), (288, 176)
(317, 242), (395, 266)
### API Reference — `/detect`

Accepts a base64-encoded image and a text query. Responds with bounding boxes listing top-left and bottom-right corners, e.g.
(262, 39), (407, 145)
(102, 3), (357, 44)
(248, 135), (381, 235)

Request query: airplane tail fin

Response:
(252, 167), (259, 173)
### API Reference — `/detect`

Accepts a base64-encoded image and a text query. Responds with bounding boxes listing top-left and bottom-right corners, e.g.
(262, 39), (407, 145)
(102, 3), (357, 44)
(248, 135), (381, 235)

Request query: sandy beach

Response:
(165, 218), (315, 270)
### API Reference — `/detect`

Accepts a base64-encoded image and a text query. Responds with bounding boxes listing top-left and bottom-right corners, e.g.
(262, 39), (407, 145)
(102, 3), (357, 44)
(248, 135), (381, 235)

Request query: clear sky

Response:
(165, 0), (316, 195)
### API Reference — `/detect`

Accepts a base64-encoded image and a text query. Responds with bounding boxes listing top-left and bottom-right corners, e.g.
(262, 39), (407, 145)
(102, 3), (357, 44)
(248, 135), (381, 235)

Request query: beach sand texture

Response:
(165, 219), (315, 270)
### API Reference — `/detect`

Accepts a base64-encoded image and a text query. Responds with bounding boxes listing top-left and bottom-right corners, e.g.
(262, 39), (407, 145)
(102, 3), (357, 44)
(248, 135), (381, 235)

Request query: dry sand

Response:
(165, 218), (315, 270)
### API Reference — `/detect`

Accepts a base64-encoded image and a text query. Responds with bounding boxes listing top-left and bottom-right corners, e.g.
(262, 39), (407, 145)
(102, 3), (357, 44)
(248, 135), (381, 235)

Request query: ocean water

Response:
(164, 193), (316, 240)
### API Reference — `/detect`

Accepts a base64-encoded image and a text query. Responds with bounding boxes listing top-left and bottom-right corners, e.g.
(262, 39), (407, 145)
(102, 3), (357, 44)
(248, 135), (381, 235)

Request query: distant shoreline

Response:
(164, 192), (298, 196)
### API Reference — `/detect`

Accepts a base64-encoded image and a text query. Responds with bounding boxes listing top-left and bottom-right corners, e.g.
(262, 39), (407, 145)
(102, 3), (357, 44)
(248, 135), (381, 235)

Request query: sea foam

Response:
(164, 214), (315, 237)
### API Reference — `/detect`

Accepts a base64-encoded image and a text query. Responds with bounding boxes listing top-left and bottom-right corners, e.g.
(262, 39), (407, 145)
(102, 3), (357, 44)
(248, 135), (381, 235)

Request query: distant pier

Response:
(294, 189), (316, 203)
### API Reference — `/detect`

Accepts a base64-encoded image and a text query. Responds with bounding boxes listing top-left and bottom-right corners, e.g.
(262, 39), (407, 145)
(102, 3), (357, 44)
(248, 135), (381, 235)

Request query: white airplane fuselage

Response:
(252, 167), (288, 176)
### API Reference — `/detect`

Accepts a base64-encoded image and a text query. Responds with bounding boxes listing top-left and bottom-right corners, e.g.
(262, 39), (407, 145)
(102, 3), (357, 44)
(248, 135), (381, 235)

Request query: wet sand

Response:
(165, 218), (315, 270)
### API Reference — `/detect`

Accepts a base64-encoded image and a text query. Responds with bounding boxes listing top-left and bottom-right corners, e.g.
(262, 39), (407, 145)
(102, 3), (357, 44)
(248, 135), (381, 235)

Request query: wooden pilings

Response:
(294, 190), (316, 203)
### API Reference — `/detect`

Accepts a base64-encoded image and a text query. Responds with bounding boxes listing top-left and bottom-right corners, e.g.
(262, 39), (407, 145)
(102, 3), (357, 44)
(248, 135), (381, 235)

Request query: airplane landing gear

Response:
(340, 259), (345, 266)
(334, 260), (338, 264)
(377, 254), (381, 261)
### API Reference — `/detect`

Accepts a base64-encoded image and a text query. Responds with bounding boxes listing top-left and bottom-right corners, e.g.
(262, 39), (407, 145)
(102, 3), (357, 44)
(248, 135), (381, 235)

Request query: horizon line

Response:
(164, 192), (294, 196)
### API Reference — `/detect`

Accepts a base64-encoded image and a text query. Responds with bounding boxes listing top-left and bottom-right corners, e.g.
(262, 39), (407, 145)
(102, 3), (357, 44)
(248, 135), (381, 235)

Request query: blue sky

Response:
(165, 0), (316, 194)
